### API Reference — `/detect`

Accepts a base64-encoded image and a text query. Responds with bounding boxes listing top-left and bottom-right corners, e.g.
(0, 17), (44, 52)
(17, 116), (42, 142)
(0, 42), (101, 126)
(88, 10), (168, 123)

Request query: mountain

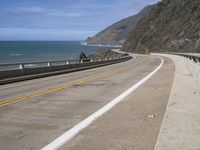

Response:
(85, 5), (153, 45)
(123, 0), (200, 53)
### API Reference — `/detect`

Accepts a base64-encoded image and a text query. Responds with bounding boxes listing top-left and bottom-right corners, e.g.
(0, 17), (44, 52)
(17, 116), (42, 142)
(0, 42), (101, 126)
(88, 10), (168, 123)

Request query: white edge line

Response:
(41, 56), (164, 150)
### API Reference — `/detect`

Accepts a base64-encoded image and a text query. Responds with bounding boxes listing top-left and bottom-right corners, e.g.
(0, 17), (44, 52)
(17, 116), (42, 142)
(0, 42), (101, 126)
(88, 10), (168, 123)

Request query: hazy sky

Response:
(0, 0), (160, 41)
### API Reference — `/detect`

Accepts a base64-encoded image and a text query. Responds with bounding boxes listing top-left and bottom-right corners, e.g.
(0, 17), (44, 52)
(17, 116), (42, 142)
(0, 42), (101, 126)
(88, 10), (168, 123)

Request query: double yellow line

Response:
(0, 57), (146, 107)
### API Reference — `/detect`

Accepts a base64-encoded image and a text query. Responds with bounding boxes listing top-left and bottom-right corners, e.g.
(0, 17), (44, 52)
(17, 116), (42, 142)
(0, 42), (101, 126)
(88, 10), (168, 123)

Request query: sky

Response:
(0, 0), (160, 41)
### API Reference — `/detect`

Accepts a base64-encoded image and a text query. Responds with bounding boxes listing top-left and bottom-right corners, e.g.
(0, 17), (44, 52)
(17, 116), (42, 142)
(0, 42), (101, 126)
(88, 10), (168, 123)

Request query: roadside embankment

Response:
(88, 48), (128, 60)
(153, 54), (200, 150)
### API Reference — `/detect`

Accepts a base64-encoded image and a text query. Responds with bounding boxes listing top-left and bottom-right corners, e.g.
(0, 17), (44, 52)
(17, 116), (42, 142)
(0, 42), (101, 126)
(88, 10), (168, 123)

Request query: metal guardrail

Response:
(176, 53), (200, 63)
(157, 52), (200, 63)
(0, 56), (128, 71)
(180, 53), (200, 88)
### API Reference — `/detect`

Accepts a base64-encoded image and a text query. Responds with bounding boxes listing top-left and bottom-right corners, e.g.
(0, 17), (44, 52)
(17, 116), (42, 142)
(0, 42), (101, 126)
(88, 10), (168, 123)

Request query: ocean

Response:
(0, 41), (102, 64)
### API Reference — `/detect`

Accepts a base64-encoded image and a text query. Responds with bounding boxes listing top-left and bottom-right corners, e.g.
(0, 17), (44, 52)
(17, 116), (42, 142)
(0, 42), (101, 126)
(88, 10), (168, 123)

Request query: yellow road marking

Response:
(0, 57), (146, 107)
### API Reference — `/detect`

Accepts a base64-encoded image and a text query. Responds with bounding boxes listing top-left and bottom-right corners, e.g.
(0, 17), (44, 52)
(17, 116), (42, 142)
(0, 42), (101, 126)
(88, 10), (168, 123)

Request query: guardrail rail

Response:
(176, 53), (200, 88)
(0, 55), (132, 84)
(177, 53), (200, 63)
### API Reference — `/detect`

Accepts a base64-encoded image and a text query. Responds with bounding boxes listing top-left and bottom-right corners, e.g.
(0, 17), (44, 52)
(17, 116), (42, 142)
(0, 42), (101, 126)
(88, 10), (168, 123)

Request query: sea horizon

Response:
(0, 41), (101, 64)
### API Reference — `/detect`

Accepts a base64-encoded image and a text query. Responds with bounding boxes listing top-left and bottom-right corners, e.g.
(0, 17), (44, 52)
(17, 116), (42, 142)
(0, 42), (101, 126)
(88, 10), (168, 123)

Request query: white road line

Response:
(41, 57), (164, 150)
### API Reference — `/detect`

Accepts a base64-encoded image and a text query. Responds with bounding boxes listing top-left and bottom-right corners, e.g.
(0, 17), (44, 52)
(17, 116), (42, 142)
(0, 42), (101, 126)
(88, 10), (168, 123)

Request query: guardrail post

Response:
(192, 57), (197, 63)
(19, 64), (24, 69)
(47, 62), (51, 67)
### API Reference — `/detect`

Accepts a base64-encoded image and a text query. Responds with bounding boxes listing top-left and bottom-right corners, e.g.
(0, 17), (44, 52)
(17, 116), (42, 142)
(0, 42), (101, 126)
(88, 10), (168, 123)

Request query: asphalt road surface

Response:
(0, 54), (175, 150)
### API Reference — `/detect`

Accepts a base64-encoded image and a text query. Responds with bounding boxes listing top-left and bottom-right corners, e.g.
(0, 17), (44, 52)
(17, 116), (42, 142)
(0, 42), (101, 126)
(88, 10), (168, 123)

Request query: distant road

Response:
(0, 53), (175, 150)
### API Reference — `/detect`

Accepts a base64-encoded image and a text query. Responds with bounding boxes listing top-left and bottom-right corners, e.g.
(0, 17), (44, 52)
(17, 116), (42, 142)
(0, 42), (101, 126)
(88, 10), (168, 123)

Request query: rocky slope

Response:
(123, 0), (200, 53)
(85, 5), (153, 45)
(88, 48), (128, 59)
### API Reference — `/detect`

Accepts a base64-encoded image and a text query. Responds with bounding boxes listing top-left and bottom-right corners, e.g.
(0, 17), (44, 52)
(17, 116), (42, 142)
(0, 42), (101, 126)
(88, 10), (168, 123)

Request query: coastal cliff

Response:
(122, 0), (200, 53)
(85, 5), (153, 45)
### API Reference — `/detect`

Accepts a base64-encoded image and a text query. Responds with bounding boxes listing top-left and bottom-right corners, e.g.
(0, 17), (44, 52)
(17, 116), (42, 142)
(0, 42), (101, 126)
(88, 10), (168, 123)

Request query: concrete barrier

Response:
(154, 52), (200, 88)
(184, 57), (200, 88)
(153, 54), (200, 150)
(0, 56), (132, 85)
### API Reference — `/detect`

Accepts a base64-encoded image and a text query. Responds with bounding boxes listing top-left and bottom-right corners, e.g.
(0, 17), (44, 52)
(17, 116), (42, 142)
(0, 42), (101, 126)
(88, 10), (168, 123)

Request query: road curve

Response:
(0, 54), (175, 150)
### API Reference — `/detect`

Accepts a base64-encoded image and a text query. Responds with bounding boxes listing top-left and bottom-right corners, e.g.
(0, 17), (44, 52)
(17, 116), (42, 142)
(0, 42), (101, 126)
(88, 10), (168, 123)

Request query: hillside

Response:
(123, 0), (200, 53)
(85, 5), (153, 45)
(88, 48), (127, 60)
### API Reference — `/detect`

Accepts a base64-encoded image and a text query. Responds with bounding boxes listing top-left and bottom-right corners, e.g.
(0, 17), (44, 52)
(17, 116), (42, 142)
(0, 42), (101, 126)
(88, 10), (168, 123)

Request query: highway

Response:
(0, 54), (175, 150)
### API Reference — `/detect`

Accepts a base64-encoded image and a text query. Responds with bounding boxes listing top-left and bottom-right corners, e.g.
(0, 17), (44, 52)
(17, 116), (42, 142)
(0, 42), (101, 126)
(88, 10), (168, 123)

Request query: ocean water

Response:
(0, 41), (101, 64)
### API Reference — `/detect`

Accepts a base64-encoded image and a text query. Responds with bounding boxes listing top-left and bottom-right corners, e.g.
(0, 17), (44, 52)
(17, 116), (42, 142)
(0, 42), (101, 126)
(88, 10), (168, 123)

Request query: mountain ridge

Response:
(85, 5), (153, 45)
(122, 0), (200, 53)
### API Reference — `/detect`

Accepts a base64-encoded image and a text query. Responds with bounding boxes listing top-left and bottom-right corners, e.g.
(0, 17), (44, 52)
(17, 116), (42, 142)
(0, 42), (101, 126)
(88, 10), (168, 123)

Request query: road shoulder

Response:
(154, 54), (200, 150)
(62, 56), (175, 150)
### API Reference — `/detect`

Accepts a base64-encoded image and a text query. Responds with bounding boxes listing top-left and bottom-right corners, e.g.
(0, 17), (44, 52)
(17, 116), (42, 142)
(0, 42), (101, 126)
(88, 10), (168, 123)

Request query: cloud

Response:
(1, 0), (161, 40)
(8, 5), (82, 17)
(0, 27), (97, 40)
(0, 27), (97, 35)
(9, 6), (44, 13)
(48, 12), (82, 17)
(66, 3), (94, 9)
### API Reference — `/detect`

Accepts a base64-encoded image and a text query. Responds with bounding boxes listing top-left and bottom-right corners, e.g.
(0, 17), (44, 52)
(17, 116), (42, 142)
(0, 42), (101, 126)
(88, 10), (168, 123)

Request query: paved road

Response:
(0, 54), (175, 150)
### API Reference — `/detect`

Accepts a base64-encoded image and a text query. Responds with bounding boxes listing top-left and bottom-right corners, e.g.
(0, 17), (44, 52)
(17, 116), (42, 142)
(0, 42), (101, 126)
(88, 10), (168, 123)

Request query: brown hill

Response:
(123, 0), (200, 53)
(85, 5), (153, 45)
